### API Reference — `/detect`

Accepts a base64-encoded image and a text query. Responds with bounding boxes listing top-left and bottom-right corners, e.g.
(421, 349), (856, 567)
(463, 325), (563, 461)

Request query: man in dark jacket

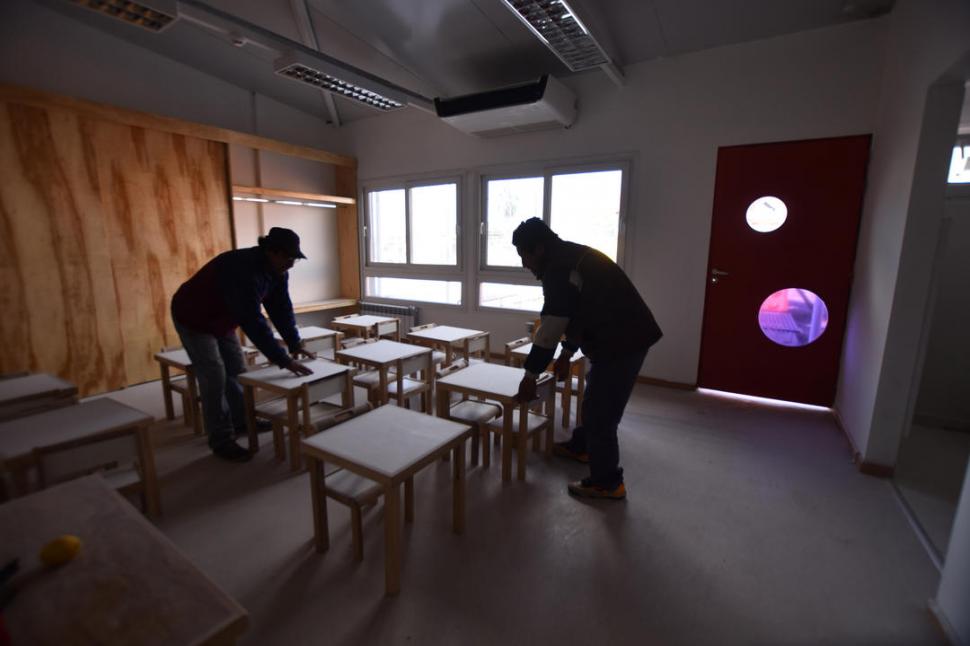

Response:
(513, 218), (662, 499)
(171, 227), (313, 462)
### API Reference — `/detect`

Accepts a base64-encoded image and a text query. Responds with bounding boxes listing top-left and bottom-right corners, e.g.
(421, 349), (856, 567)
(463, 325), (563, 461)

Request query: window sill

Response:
(292, 298), (357, 314)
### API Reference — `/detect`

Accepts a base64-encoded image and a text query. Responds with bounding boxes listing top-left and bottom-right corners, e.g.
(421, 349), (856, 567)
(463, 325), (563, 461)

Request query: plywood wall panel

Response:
(0, 101), (231, 395)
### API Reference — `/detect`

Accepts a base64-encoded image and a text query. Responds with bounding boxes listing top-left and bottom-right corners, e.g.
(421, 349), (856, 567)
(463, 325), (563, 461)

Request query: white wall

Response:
(914, 193), (970, 429)
(343, 20), (886, 381)
(936, 462), (970, 645)
(836, 0), (970, 466)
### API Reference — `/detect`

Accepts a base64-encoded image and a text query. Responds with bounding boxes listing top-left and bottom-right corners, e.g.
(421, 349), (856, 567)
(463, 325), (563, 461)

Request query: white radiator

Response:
(358, 301), (418, 333)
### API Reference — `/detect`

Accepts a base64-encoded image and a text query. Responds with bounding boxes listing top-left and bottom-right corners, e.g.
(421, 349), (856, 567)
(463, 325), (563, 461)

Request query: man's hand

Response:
(516, 374), (538, 403)
(292, 342), (316, 361)
(285, 359), (313, 376)
(553, 352), (573, 382)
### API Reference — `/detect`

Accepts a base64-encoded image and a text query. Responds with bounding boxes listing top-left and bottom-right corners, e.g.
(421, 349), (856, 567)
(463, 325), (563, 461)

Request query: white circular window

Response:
(746, 196), (788, 233)
(758, 288), (829, 347)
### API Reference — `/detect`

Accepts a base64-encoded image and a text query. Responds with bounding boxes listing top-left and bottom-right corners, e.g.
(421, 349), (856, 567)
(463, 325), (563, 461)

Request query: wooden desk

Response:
(0, 373), (77, 422)
(335, 340), (431, 406)
(331, 315), (398, 340)
(245, 326), (343, 365)
(0, 398), (160, 517)
(509, 342), (587, 429)
(301, 405), (472, 596)
(0, 476), (248, 645)
(237, 359), (351, 458)
(407, 325), (487, 364)
(435, 363), (554, 482)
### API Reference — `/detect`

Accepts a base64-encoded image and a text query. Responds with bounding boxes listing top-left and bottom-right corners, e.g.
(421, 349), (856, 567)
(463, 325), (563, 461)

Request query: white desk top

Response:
(408, 325), (485, 344)
(302, 405), (470, 478)
(0, 476), (248, 646)
(0, 374), (76, 404)
(154, 349), (192, 367)
(0, 398), (152, 462)
(336, 340), (429, 365)
(334, 315), (397, 327)
(238, 359), (348, 390)
(435, 363), (526, 400)
(272, 325), (339, 341)
(512, 342), (585, 361)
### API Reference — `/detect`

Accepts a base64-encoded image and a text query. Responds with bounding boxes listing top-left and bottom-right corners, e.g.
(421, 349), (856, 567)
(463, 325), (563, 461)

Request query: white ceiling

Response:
(37, 0), (896, 125)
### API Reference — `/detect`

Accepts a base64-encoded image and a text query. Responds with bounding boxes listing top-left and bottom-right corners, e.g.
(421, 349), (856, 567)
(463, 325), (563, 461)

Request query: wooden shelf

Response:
(232, 185), (355, 205)
(292, 298), (358, 314)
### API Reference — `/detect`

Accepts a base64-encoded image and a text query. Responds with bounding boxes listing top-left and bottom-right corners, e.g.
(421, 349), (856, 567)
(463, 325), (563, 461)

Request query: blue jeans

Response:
(172, 317), (247, 450)
(564, 349), (647, 489)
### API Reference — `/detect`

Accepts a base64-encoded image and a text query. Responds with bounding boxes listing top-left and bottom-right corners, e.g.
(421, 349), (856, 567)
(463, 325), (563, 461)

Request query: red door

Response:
(698, 136), (870, 406)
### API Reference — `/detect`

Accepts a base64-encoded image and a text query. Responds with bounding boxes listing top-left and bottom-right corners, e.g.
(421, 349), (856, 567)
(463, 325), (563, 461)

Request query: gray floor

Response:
(97, 382), (945, 646)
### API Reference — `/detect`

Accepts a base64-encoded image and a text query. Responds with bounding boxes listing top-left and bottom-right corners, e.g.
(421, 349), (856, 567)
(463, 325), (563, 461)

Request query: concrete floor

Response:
(93, 381), (945, 645)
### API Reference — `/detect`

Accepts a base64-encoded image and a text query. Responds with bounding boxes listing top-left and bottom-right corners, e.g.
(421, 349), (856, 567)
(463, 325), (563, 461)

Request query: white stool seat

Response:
(488, 408), (548, 433)
(450, 400), (502, 424)
(387, 378), (426, 397)
(353, 371), (381, 387)
(325, 468), (383, 503)
(432, 351), (447, 365)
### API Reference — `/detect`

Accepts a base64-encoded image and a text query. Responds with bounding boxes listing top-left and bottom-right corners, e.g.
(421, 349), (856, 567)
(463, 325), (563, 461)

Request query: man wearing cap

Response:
(171, 227), (314, 462)
(512, 218), (662, 499)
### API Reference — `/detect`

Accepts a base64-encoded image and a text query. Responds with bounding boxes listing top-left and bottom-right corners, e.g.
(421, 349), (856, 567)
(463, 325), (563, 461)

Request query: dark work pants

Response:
(564, 349), (647, 489)
(172, 317), (247, 451)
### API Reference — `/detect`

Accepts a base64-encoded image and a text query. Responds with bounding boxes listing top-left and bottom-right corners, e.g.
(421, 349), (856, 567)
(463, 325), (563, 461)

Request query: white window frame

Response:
(477, 160), (630, 313)
(360, 175), (464, 307)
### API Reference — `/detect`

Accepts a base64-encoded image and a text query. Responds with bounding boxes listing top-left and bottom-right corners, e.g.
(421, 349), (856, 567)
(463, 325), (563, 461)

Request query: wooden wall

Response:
(0, 100), (232, 395)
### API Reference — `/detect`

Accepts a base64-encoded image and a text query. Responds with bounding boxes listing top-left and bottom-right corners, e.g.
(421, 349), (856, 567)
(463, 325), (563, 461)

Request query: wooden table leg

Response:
(244, 385), (258, 453)
(160, 364), (175, 420)
(379, 367), (389, 406)
(287, 395), (302, 471)
(576, 363), (586, 426)
(404, 477), (414, 523)
(517, 403), (528, 481)
(308, 457), (329, 552)
(501, 408), (513, 482)
(136, 424), (162, 518)
(453, 439), (465, 534)
(384, 481), (401, 596)
(562, 365), (573, 430)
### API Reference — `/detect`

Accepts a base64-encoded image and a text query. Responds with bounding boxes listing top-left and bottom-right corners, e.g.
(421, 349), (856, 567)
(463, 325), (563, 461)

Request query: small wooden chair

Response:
(436, 359), (502, 467)
(160, 346), (202, 436)
(485, 373), (556, 465)
(304, 332), (343, 360)
(33, 429), (145, 511)
(387, 351), (434, 413)
(455, 332), (490, 365)
(375, 318), (401, 341)
(254, 369), (355, 470)
(504, 336), (531, 365)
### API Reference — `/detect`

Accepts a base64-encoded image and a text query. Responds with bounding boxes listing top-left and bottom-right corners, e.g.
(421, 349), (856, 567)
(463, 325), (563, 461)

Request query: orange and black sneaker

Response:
(567, 478), (626, 500)
(552, 442), (590, 464)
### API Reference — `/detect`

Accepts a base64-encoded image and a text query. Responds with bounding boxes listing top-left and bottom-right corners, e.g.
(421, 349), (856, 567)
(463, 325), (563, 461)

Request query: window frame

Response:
(477, 160), (630, 314)
(360, 174), (465, 308)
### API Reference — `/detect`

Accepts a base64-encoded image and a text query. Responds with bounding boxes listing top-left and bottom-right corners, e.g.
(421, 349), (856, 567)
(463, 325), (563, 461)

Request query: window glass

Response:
(479, 282), (543, 311)
(411, 184), (457, 265)
(368, 189), (405, 263)
(948, 144), (970, 184)
(485, 177), (543, 267)
(758, 288), (829, 347)
(550, 170), (622, 260)
(365, 277), (462, 305)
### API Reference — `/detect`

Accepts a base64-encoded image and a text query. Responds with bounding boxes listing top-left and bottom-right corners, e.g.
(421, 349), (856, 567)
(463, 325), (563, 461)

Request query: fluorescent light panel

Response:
(274, 53), (407, 111)
(231, 195), (337, 208)
(66, 0), (178, 32)
(502, 0), (610, 71)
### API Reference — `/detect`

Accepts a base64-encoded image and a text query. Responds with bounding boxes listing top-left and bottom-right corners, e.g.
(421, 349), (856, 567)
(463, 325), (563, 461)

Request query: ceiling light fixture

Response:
(274, 51), (411, 112)
(305, 202), (337, 209)
(501, 0), (611, 72)
(66, 0), (178, 32)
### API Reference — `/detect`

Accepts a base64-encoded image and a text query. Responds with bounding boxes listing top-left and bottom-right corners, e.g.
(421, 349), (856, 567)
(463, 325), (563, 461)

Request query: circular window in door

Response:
(746, 196), (788, 232)
(758, 288), (829, 347)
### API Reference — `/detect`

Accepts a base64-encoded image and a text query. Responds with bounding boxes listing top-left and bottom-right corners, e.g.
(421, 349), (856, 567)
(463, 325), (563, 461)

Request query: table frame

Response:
(509, 346), (587, 429)
(335, 342), (432, 407)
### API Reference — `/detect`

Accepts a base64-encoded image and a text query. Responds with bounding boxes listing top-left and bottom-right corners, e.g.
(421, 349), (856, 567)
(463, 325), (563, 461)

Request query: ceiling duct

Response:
(435, 75), (576, 138)
(66, 0), (178, 32)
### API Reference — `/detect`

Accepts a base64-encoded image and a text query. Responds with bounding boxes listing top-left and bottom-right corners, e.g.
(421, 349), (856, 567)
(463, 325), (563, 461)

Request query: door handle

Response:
(710, 268), (729, 284)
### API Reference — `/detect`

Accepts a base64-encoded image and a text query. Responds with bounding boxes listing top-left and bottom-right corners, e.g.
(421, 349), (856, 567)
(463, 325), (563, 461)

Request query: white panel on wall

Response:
(263, 204), (341, 304)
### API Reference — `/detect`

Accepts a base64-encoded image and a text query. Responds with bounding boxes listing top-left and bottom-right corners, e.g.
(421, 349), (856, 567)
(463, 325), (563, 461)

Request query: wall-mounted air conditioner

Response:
(434, 75), (577, 138)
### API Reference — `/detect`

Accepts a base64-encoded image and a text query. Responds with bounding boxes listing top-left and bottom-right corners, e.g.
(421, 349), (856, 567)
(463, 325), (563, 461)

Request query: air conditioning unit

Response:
(434, 75), (577, 138)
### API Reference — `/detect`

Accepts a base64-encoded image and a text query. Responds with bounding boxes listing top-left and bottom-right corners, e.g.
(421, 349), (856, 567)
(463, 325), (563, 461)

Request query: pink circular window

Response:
(758, 288), (829, 347)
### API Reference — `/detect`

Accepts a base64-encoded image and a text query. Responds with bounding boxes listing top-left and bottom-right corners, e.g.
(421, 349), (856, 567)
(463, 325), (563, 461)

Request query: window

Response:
(365, 277), (462, 305)
(366, 181), (458, 266)
(948, 141), (970, 184)
(480, 164), (626, 312)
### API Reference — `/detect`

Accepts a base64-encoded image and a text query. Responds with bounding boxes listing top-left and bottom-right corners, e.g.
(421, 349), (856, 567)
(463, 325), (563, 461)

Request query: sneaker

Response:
(552, 442), (590, 464)
(212, 441), (253, 463)
(567, 478), (626, 500)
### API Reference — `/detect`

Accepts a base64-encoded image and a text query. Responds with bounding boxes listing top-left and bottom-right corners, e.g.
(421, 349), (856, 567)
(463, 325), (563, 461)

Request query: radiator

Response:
(358, 301), (418, 332)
